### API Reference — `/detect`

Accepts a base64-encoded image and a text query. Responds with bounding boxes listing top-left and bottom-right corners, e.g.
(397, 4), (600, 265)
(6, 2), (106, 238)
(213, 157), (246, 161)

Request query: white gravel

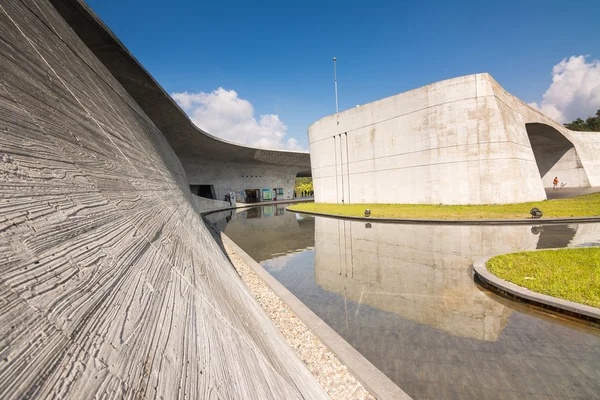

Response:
(223, 239), (375, 400)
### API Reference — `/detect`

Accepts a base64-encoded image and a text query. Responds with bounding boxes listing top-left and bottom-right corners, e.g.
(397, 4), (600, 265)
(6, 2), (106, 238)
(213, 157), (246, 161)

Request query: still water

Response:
(207, 205), (600, 400)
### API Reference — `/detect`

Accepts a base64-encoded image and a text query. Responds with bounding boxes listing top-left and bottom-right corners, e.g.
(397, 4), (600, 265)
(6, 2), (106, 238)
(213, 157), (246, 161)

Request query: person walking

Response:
(553, 177), (559, 189)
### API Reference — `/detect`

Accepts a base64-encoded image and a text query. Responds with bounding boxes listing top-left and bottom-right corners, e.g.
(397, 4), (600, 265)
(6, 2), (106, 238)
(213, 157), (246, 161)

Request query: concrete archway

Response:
(525, 123), (590, 188)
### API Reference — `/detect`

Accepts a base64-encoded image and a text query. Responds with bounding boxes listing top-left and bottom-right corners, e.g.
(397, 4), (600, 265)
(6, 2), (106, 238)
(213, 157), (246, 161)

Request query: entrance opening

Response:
(525, 123), (589, 188)
(244, 189), (260, 203)
(190, 184), (216, 199)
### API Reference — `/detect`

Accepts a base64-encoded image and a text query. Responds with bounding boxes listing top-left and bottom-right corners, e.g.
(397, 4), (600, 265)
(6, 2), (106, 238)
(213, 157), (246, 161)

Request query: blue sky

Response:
(87, 0), (600, 150)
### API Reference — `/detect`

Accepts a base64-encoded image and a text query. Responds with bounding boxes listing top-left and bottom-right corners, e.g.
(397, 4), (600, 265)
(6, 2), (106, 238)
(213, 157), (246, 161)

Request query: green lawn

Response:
(287, 193), (600, 220)
(486, 248), (600, 308)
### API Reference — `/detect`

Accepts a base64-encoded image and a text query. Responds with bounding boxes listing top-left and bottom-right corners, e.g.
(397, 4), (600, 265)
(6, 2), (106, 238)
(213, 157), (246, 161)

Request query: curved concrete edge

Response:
(58, 0), (311, 164)
(202, 218), (411, 400)
(473, 252), (600, 324)
(285, 207), (600, 225)
(200, 198), (314, 217)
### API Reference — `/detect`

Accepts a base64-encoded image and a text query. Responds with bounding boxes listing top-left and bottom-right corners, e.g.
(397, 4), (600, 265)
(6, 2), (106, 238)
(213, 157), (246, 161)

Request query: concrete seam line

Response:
(285, 208), (600, 226)
(309, 139), (535, 171)
(473, 250), (600, 323)
(212, 229), (411, 400)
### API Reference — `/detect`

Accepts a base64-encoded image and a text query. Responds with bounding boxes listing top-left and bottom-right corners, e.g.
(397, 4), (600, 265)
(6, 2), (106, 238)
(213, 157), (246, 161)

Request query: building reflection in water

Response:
(214, 208), (600, 399)
(314, 219), (600, 341)
(207, 205), (315, 262)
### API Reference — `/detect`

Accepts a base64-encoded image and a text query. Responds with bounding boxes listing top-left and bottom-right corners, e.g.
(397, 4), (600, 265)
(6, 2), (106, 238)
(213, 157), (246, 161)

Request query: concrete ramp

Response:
(0, 1), (326, 398)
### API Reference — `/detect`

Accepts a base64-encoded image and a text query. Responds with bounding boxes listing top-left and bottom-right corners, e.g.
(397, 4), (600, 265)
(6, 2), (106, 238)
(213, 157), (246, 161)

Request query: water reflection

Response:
(207, 205), (314, 262)
(214, 208), (600, 400)
(313, 219), (593, 341)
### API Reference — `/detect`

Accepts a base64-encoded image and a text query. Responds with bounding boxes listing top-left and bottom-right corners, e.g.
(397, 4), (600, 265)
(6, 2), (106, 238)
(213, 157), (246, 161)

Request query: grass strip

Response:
(288, 193), (600, 220)
(486, 248), (600, 308)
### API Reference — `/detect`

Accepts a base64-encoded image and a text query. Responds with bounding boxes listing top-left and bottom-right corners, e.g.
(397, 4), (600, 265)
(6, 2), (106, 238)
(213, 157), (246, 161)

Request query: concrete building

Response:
(309, 73), (600, 204)
(52, 0), (310, 207)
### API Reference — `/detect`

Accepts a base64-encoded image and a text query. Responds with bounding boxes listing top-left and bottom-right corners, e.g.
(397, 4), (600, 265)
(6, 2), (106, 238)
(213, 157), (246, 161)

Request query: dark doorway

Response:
(244, 189), (260, 203)
(190, 184), (216, 199)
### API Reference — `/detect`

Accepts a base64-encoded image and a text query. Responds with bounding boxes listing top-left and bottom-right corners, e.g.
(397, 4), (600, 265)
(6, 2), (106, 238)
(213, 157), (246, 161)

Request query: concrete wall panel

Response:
(0, 1), (326, 398)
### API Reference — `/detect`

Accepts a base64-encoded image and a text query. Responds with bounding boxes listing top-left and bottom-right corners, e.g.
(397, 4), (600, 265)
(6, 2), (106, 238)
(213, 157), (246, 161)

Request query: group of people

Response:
(294, 190), (314, 197)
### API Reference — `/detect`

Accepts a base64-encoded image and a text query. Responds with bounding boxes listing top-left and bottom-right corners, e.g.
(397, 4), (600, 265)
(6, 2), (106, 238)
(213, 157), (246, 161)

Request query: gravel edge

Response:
(222, 238), (375, 400)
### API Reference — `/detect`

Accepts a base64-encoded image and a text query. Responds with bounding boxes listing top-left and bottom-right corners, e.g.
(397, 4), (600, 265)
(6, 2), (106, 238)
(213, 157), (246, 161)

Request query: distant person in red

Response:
(553, 177), (559, 189)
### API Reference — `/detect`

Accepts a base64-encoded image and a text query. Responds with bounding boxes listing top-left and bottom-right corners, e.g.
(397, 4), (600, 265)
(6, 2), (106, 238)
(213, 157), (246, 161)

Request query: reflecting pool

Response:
(208, 205), (600, 399)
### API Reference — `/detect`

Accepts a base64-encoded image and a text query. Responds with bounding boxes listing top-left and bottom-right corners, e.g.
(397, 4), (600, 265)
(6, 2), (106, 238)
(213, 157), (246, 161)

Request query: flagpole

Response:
(333, 57), (339, 114)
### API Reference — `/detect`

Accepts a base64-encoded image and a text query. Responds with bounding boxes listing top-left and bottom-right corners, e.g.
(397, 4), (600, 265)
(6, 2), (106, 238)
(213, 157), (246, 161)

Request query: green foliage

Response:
(564, 110), (600, 131)
(487, 248), (600, 308)
(294, 177), (313, 195)
(288, 192), (600, 220)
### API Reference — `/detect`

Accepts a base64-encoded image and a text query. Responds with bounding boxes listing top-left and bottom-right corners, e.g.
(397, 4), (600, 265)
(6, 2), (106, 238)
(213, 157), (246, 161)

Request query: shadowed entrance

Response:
(525, 123), (590, 188)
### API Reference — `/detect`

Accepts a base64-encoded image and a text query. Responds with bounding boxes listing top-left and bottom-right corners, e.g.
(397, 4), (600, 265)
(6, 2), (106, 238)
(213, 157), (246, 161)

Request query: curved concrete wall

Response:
(0, 1), (325, 398)
(308, 73), (600, 204)
(50, 0), (310, 203)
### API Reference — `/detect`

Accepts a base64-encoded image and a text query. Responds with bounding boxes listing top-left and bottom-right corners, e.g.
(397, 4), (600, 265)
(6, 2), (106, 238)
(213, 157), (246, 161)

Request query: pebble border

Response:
(202, 210), (411, 400)
(221, 240), (374, 400)
(218, 232), (411, 400)
(473, 252), (600, 324)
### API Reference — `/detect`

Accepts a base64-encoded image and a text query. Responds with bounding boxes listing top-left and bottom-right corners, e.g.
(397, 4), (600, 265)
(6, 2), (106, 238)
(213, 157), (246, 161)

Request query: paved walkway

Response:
(545, 187), (600, 200)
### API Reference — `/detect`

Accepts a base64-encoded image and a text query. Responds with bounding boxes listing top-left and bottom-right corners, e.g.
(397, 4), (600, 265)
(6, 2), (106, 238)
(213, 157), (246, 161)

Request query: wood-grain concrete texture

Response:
(308, 73), (600, 205)
(0, 1), (327, 398)
(50, 0), (311, 203)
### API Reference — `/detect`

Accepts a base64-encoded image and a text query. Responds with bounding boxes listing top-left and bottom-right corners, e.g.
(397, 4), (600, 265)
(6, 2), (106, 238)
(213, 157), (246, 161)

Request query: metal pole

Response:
(333, 57), (339, 114)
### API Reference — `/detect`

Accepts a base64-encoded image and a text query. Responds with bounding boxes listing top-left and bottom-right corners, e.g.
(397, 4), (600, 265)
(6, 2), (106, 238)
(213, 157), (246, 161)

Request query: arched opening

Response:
(525, 123), (590, 188)
(295, 170), (313, 199)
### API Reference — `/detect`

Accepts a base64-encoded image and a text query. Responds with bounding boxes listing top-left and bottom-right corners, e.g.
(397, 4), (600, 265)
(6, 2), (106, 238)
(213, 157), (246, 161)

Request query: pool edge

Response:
(205, 216), (411, 400)
(473, 252), (600, 324)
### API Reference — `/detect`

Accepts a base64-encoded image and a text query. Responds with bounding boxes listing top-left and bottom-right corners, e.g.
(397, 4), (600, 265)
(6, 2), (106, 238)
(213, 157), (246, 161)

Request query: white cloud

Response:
(529, 55), (600, 123)
(171, 88), (304, 150)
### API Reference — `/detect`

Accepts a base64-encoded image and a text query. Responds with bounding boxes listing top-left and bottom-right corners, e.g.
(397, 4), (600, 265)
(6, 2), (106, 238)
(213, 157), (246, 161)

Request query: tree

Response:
(294, 177), (313, 195)
(564, 110), (600, 132)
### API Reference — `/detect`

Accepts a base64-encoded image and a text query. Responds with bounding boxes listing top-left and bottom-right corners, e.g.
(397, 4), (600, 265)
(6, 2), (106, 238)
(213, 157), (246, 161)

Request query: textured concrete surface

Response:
(309, 73), (600, 205)
(51, 0), (310, 203)
(474, 253), (600, 323)
(0, 1), (327, 398)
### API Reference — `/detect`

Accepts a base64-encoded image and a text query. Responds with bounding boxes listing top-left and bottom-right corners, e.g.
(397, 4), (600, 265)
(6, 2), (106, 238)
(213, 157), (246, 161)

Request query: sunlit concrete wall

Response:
(0, 1), (326, 398)
(308, 73), (600, 204)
